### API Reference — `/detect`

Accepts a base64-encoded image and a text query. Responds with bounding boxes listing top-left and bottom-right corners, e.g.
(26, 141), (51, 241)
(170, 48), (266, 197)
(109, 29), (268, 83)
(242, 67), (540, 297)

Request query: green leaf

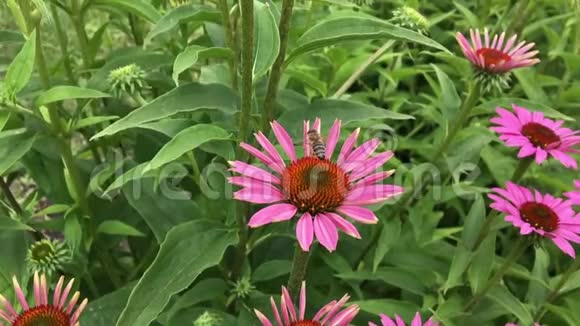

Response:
(137, 119), (193, 137)
(123, 178), (200, 242)
(0, 230), (28, 302)
(286, 16), (450, 65)
(350, 299), (419, 321)
(0, 30), (24, 44)
(64, 213), (82, 253)
(74, 115), (119, 130)
(468, 232), (496, 293)
(80, 284), (135, 326)
(453, 1), (479, 27)
(278, 98), (413, 138)
(253, 260), (292, 282)
(253, 1), (280, 79)
(0, 217), (34, 231)
(372, 218), (401, 272)
(487, 285), (534, 326)
(92, 83), (238, 139)
(145, 4), (220, 43)
(431, 64), (460, 119)
(97, 220), (145, 237)
(4, 30), (36, 96)
(33, 204), (70, 217)
(462, 194), (486, 250)
(526, 246), (550, 306)
(0, 112), (10, 132)
(115, 220), (237, 326)
(161, 278), (228, 324)
(337, 268), (426, 295)
(443, 244), (473, 293)
(145, 124), (231, 172)
(0, 129), (36, 175)
(93, 0), (161, 23)
(103, 162), (154, 198)
(35, 86), (111, 106)
(172, 46), (233, 85)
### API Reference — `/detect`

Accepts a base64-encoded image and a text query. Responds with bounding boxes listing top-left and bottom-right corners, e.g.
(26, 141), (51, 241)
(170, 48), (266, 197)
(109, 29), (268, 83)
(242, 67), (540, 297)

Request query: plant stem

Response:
(333, 40), (395, 98)
(128, 14), (144, 46)
(533, 258), (580, 321)
(231, 0), (255, 281)
(433, 82), (481, 161)
(463, 237), (530, 312)
(70, 0), (92, 69)
(130, 92), (148, 107)
(217, 0), (238, 91)
(287, 245), (311, 297)
(0, 177), (22, 216)
(262, 0), (295, 131)
(51, 4), (76, 84)
(187, 151), (201, 186)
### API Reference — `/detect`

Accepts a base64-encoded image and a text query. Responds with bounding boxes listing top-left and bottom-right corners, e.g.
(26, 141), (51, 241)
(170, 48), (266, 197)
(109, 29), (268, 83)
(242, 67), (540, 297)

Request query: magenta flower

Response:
(456, 28), (539, 73)
(0, 272), (87, 326)
(229, 118), (403, 252)
(369, 312), (438, 326)
(489, 181), (580, 257)
(565, 181), (580, 205)
(254, 282), (359, 326)
(490, 105), (580, 169)
(506, 323), (541, 326)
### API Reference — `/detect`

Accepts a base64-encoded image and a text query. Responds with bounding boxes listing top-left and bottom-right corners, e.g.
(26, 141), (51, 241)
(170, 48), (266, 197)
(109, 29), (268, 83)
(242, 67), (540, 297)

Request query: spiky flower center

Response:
(282, 157), (350, 215)
(30, 241), (56, 262)
(521, 122), (560, 149)
(520, 202), (559, 232)
(476, 48), (511, 67)
(290, 321), (321, 326)
(12, 305), (69, 326)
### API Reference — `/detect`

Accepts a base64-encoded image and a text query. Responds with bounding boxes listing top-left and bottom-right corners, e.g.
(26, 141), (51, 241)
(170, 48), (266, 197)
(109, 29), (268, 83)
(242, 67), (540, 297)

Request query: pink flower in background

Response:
(490, 105), (580, 169)
(505, 323), (541, 326)
(229, 118), (403, 252)
(254, 282), (359, 326)
(0, 272), (87, 326)
(456, 28), (540, 73)
(565, 181), (580, 205)
(369, 312), (439, 326)
(489, 181), (580, 257)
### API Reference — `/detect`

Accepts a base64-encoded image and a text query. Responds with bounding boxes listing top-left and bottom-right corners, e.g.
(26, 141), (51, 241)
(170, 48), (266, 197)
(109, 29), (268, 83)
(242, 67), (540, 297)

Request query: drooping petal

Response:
(247, 204), (298, 228)
(296, 213), (314, 251)
(336, 205), (378, 224)
(325, 212), (361, 239)
(314, 214), (339, 252)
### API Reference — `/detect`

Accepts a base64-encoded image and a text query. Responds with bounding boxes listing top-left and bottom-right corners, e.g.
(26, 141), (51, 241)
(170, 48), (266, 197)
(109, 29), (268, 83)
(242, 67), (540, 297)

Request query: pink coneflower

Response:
(506, 323), (541, 326)
(489, 181), (580, 257)
(0, 272), (87, 326)
(456, 28), (539, 73)
(229, 118), (403, 252)
(565, 181), (580, 205)
(369, 312), (438, 326)
(490, 105), (580, 169)
(254, 282), (359, 326)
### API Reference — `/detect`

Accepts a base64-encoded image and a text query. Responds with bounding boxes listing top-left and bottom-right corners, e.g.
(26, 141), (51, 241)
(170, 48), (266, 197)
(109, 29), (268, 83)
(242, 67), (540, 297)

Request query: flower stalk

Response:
(262, 0), (295, 131)
(287, 245), (311, 298)
(217, 0), (238, 91)
(464, 237), (530, 312)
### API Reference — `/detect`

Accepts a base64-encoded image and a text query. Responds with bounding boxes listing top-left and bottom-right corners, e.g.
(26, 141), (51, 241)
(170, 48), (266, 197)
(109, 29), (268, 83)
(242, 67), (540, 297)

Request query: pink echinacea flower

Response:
(565, 180), (580, 205)
(369, 312), (439, 326)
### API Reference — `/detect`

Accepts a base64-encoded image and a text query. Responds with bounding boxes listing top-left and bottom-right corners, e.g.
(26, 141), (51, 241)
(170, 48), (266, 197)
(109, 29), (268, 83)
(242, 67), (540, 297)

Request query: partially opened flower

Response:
(254, 282), (359, 326)
(456, 28), (540, 91)
(229, 118), (403, 252)
(456, 28), (539, 73)
(489, 181), (580, 257)
(369, 312), (438, 326)
(0, 272), (87, 326)
(490, 105), (580, 169)
(565, 180), (580, 205)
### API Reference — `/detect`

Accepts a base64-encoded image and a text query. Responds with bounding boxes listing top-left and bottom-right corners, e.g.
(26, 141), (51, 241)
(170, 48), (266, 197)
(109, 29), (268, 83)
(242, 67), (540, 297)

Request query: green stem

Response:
(433, 82), (481, 161)
(128, 14), (144, 46)
(231, 0), (255, 281)
(463, 237), (529, 312)
(187, 151), (201, 186)
(70, 0), (92, 69)
(131, 92), (148, 107)
(262, 0), (295, 131)
(287, 245), (311, 298)
(51, 4), (76, 84)
(534, 258), (580, 321)
(217, 0), (238, 91)
(0, 177), (22, 216)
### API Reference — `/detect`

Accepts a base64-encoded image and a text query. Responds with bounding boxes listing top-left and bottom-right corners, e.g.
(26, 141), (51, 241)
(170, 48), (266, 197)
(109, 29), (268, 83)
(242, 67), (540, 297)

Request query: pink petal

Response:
(247, 204), (298, 227)
(552, 236), (576, 258)
(350, 151), (394, 181)
(345, 138), (381, 164)
(303, 121), (310, 157)
(270, 297), (283, 326)
(229, 160), (281, 183)
(254, 309), (273, 326)
(411, 312), (423, 326)
(354, 170), (396, 187)
(325, 119), (342, 160)
(240, 143), (284, 174)
(325, 212), (361, 239)
(336, 205), (378, 224)
(255, 132), (286, 168)
(314, 214), (339, 252)
(299, 282), (306, 320)
(12, 276), (28, 311)
(282, 287), (297, 321)
(233, 186), (284, 204)
(344, 184), (404, 206)
(337, 128), (360, 165)
(271, 121), (297, 162)
(296, 213), (314, 251)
